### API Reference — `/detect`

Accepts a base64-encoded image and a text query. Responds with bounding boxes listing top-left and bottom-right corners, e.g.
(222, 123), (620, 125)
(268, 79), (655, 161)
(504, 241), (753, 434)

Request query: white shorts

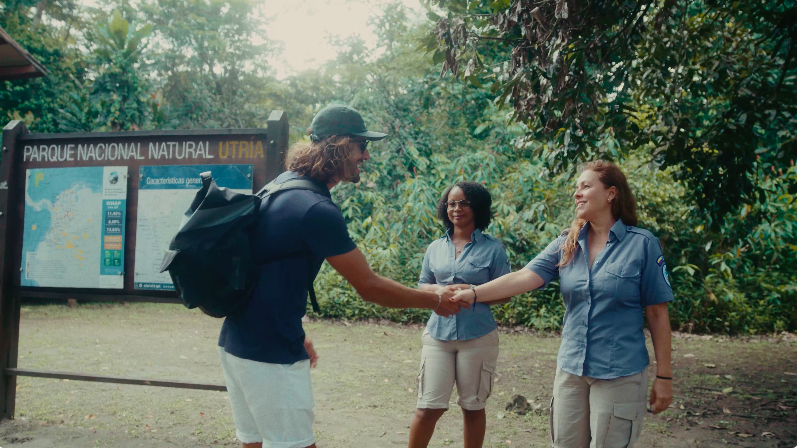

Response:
(219, 348), (316, 448)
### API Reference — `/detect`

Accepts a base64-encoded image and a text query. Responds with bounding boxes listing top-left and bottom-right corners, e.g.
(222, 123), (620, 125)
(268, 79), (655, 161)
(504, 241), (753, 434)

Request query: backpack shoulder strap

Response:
(255, 177), (329, 314)
(256, 178), (330, 199)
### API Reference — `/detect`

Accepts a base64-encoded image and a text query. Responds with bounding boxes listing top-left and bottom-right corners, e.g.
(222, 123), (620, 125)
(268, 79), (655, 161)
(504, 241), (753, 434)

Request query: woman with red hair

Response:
(452, 160), (673, 448)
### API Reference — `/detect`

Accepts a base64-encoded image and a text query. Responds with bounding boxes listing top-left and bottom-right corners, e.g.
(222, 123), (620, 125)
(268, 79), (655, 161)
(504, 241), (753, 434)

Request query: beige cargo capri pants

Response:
(549, 368), (648, 448)
(416, 329), (499, 410)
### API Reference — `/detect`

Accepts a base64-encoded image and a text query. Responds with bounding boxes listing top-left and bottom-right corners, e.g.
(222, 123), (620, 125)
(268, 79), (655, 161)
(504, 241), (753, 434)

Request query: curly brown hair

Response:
(286, 136), (360, 184)
(436, 181), (492, 231)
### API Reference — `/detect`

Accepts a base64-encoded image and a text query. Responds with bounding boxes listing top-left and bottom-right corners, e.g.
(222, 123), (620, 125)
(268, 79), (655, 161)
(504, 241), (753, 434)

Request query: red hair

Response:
(559, 160), (638, 267)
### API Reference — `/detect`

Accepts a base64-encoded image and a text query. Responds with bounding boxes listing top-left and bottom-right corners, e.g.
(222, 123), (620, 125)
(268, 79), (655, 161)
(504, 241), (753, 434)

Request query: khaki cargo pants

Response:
(549, 368), (648, 448)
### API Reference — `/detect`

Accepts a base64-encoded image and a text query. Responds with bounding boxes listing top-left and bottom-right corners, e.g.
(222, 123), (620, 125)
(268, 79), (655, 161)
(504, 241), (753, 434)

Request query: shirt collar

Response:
(577, 221), (590, 245)
(577, 219), (626, 244)
(610, 218), (627, 241)
(445, 228), (483, 243)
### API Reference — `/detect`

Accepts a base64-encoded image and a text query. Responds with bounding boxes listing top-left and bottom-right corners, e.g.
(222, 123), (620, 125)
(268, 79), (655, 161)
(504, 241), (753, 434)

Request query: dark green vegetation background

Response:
(1, 0), (795, 334)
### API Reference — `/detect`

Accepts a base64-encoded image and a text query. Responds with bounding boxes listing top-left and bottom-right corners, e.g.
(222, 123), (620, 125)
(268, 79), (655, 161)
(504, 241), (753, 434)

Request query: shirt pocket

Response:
(462, 255), (491, 284)
(604, 261), (642, 304)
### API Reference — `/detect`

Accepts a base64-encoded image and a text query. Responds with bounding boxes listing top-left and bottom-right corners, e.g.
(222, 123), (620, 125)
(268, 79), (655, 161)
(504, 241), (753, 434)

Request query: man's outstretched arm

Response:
(327, 248), (467, 317)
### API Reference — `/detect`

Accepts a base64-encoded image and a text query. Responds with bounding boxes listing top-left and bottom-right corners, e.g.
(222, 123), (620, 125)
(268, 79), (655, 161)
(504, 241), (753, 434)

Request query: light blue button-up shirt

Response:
(419, 229), (511, 341)
(525, 219), (674, 379)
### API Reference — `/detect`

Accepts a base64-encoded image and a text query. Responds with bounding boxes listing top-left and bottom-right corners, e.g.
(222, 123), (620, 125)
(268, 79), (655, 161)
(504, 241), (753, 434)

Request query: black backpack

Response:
(159, 172), (330, 317)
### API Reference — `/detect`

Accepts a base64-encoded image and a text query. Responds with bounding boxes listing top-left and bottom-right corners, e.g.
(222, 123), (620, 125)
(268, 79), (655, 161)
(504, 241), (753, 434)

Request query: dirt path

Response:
(0, 303), (795, 447)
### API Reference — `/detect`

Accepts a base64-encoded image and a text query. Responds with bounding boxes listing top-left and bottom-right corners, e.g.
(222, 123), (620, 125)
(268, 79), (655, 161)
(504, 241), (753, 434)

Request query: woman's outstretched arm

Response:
(451, 268), (545, 305)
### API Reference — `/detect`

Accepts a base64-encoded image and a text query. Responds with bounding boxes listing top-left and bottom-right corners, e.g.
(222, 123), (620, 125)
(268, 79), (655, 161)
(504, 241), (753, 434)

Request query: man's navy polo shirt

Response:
(218, 171), (356, 365)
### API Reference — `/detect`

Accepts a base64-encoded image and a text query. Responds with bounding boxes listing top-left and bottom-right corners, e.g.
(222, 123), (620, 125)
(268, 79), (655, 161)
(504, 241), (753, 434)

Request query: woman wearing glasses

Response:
(408, 181), (511, 448)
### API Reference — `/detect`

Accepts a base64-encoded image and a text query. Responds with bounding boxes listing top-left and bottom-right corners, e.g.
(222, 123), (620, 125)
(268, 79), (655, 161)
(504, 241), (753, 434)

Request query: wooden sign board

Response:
(2, 113), (287, 301)
(0, 111), (289, 418)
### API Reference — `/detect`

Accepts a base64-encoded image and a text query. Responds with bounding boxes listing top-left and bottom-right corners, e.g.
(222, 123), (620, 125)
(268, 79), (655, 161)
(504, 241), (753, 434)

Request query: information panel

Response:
(21, 166), (128, 288)
(133, 164), (254, 290)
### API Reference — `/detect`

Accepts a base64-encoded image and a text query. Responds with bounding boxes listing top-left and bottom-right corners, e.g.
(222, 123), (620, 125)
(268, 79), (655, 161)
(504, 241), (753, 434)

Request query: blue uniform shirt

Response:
(420, 229), (511, 341)
(525, 219), (674, 379)
(219, 171), (357, 364)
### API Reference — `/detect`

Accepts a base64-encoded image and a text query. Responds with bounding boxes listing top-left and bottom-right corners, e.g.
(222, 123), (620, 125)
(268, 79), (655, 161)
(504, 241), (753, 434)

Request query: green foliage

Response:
(139, 0), (278, 129)
(423, 0), (797, 224)
(1, 0), (794, 334)
(668, 163), (797, 333)
(0, 1), (90, 132)
(85, 10), (154, 131)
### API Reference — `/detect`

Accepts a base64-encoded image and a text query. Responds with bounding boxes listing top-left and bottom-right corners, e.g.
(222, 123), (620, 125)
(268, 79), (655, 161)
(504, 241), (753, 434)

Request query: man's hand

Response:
(304, 336), (319, 368)
(451, 288), (476, 306)
(649, 378), (672, 414)
(433, 287), (469, 317)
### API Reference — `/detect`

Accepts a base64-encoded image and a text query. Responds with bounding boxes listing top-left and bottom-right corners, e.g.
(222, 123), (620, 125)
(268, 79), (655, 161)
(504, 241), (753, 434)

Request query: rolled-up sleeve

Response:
(640, 237), (675, 306)
(489, 245), (511, 280)
(524, 235), (564, 288)
(418, 245), (436, 285)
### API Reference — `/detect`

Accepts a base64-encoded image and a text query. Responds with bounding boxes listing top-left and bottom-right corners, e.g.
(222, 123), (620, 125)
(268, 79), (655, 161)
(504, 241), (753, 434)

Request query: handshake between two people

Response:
(431, 284), (479, 318)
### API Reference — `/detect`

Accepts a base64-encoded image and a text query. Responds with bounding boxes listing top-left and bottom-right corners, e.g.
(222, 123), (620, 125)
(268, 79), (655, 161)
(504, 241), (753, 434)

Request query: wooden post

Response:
(0, 121), (27, 420)
(266, 110), (289, 183)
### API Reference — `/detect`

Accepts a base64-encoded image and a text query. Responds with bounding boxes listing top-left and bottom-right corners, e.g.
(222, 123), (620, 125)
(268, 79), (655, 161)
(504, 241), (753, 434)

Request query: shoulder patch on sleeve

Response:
(662, 263), (671, 287)
(657, 255), (665, 266)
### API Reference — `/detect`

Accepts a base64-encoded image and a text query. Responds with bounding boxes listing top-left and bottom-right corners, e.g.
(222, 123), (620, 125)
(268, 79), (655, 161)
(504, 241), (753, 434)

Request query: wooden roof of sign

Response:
(0, 26), (49, 81)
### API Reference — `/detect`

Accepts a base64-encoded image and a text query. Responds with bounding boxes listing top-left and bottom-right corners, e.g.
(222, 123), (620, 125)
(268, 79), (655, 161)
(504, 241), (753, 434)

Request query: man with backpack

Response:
(217, 105), (467, 448)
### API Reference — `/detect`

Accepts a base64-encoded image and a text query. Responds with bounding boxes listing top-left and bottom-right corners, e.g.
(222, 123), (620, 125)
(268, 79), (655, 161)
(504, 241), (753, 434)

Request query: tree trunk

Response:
(33, 0), (48, 25)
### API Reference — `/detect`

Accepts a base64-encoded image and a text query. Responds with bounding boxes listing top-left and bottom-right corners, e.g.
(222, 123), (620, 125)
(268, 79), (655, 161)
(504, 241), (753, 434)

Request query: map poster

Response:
(134, 164), (253, 290)
(21, 166), (128, 289)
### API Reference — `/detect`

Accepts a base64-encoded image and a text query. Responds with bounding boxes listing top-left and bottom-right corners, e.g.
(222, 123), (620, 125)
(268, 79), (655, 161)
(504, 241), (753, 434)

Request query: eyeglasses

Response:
(353, 140), (368, 152)
(446, 199), (471, 209)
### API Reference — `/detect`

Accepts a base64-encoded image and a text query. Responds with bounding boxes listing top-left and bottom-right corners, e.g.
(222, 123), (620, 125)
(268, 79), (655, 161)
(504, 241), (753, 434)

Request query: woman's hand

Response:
(304, 336), (320, 368)
(434, 287), (470, 316)
(450, 288), (476, 306)
(649, 378), (672, 414)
